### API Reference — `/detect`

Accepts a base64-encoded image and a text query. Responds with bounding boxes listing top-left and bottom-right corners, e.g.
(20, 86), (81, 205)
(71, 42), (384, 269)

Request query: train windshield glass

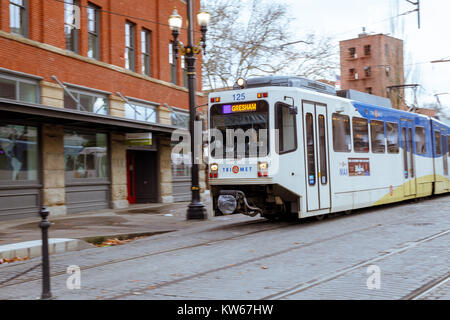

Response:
(210, 101), (269, 159)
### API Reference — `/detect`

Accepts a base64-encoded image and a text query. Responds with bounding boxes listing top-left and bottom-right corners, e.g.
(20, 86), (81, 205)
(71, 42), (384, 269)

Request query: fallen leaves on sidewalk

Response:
(170, 273), (184, 277)
(0, 256), (30, 264)
(93, 236), (147, 247)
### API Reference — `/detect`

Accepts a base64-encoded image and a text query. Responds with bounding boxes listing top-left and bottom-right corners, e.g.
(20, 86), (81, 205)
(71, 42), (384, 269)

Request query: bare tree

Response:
(201, 0), (338, 90)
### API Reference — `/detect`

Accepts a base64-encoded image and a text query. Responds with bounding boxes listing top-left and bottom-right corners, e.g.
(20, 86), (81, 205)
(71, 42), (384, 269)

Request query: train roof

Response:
(233, 76), (392, 109)
(224, 76), (448, 127)
(337, 89), (392, 109)
(233, 76), (336, 96)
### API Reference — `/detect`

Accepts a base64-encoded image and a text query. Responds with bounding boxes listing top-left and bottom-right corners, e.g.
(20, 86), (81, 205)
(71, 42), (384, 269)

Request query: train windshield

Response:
(210, 101), (269, 159)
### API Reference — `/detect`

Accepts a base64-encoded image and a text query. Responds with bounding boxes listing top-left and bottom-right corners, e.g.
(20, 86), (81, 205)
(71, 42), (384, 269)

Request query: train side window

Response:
(448, 136), (450, 158)
(275, 102), (297, 154)
(370, 120), (385, 153)
(332, 113), (351, 152)
(443, 134), (448, 176)
(318, 114), (327, 184)
(442, 133), (448, 156)
(386, 122), (399, 153)
(435, 131), (441, 155)
(352, 117), (369, 153)
(305, 113), (316, 185)
(402, 127), (408, 178)
(415, 126), (427, 154)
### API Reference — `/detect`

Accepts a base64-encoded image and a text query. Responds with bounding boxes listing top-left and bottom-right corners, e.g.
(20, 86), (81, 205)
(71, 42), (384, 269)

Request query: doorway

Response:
(400, 119), (416, 196)
(126, 150), (158, 204)
(302, 101), (331, 212)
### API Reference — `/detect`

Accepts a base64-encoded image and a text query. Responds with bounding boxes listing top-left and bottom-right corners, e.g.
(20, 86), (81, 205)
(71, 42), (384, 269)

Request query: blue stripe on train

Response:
(351, 101), (449, 159)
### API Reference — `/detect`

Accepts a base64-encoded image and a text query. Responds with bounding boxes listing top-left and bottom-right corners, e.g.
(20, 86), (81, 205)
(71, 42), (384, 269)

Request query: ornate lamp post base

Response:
(187, 201), (207, 220)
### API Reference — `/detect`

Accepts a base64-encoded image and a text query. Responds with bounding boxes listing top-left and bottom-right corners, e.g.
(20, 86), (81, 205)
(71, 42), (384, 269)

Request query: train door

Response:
(303, 102), (331, 212)
(400, 120), (416, 196)
(447, 135), (450, 190)
(441, 130), (449, 190)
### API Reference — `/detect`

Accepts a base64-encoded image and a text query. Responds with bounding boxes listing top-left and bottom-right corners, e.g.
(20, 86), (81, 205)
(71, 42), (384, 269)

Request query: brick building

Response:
(0, 0), (207, 220)
(339, 32), (405, 109)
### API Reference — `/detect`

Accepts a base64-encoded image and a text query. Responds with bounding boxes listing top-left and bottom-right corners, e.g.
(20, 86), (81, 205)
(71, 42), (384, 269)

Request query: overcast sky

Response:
(280, 0), (450, 110)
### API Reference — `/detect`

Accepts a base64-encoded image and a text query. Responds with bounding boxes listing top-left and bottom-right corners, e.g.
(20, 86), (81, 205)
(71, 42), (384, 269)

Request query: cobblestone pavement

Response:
(0, 195), (449, 300)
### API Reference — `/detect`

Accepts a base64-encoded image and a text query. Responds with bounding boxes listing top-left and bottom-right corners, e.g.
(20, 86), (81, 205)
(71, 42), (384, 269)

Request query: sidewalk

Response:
(0, 202), (247, 259)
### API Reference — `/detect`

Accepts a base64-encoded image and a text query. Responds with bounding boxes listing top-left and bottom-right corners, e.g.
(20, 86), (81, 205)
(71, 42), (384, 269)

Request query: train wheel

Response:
(315, 214), (325, 221)
(344, 210), (352, 215)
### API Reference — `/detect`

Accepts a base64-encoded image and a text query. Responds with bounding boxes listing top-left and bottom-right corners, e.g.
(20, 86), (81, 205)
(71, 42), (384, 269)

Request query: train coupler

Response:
(217, 190), (262, 217)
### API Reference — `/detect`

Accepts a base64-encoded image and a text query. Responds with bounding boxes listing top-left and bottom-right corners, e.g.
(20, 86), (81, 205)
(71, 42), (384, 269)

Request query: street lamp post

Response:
(169, 2), (210, 220)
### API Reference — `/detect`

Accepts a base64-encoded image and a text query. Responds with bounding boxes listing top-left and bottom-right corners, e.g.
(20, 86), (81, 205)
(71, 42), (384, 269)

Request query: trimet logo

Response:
(222, 166), (253, 174)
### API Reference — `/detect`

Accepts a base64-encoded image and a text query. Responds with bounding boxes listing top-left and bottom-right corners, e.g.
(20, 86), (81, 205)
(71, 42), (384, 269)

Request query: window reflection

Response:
(171, 111), (189, 129)
(352, 117), (369, 153)
(386, 122), (399, 153)
(0, 124), (38, 181)
(171, 138), (191, 178)
(124, 102), (157, 123)
(370, 120), (386, 153)
(332, 113), (351, 152)
(63, 90), (108, 115)
(0, 75), (39, 103)
(64, 131), (108, 180)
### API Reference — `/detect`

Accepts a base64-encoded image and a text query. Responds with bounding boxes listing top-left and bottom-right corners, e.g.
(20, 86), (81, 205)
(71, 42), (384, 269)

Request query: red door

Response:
(126, 151), (136, 204)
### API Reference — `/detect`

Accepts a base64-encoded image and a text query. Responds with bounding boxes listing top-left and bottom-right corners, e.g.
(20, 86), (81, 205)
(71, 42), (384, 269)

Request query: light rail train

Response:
(207, 76), (450, 220)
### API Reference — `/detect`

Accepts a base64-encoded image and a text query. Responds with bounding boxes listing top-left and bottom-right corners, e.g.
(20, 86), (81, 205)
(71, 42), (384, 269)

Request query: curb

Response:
(0, 238), (93, 260)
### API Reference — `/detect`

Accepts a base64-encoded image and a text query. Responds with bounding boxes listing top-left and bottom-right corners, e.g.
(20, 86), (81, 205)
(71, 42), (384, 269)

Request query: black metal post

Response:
(39, 206), (52, 299)
(185, 0), (206, 220)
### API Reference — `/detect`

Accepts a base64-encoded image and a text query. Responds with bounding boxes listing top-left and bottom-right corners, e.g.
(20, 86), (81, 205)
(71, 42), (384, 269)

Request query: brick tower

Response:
(339, 31), (405, 109)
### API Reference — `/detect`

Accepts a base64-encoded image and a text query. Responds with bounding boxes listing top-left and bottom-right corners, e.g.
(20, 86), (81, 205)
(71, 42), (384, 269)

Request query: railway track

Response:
(0, 218), (292, 289)
(1, 212), (448, 300)
(402, 272), (450, 300)
(262, 229), (450, 300)
(109, 222), (383, 300)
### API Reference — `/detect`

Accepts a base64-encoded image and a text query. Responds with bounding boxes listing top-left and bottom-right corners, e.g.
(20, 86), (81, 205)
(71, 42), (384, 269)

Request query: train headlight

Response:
(209, 163), (218, 178)
(258, 162), (268, 170)
(236, 77), (247, 89)
(217, 194), (237, 215)
(258, 161), (269, 177)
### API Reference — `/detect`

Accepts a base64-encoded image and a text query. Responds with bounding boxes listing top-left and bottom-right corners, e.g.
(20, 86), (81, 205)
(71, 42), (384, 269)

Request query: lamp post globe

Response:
(197, 11), (210, 27)
(168, 9), (182, 31)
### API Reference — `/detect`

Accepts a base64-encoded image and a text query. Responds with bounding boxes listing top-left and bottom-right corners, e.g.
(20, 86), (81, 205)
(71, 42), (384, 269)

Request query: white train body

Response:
(207, 77), (450, 219)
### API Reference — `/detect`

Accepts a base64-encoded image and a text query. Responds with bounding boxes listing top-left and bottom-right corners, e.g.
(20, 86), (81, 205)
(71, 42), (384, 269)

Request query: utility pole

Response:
(387, 84), (420, 112)
(405, 0), (420, 29)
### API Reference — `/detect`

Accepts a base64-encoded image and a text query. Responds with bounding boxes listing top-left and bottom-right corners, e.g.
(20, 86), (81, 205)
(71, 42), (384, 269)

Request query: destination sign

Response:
(223, 103), (257, 114)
